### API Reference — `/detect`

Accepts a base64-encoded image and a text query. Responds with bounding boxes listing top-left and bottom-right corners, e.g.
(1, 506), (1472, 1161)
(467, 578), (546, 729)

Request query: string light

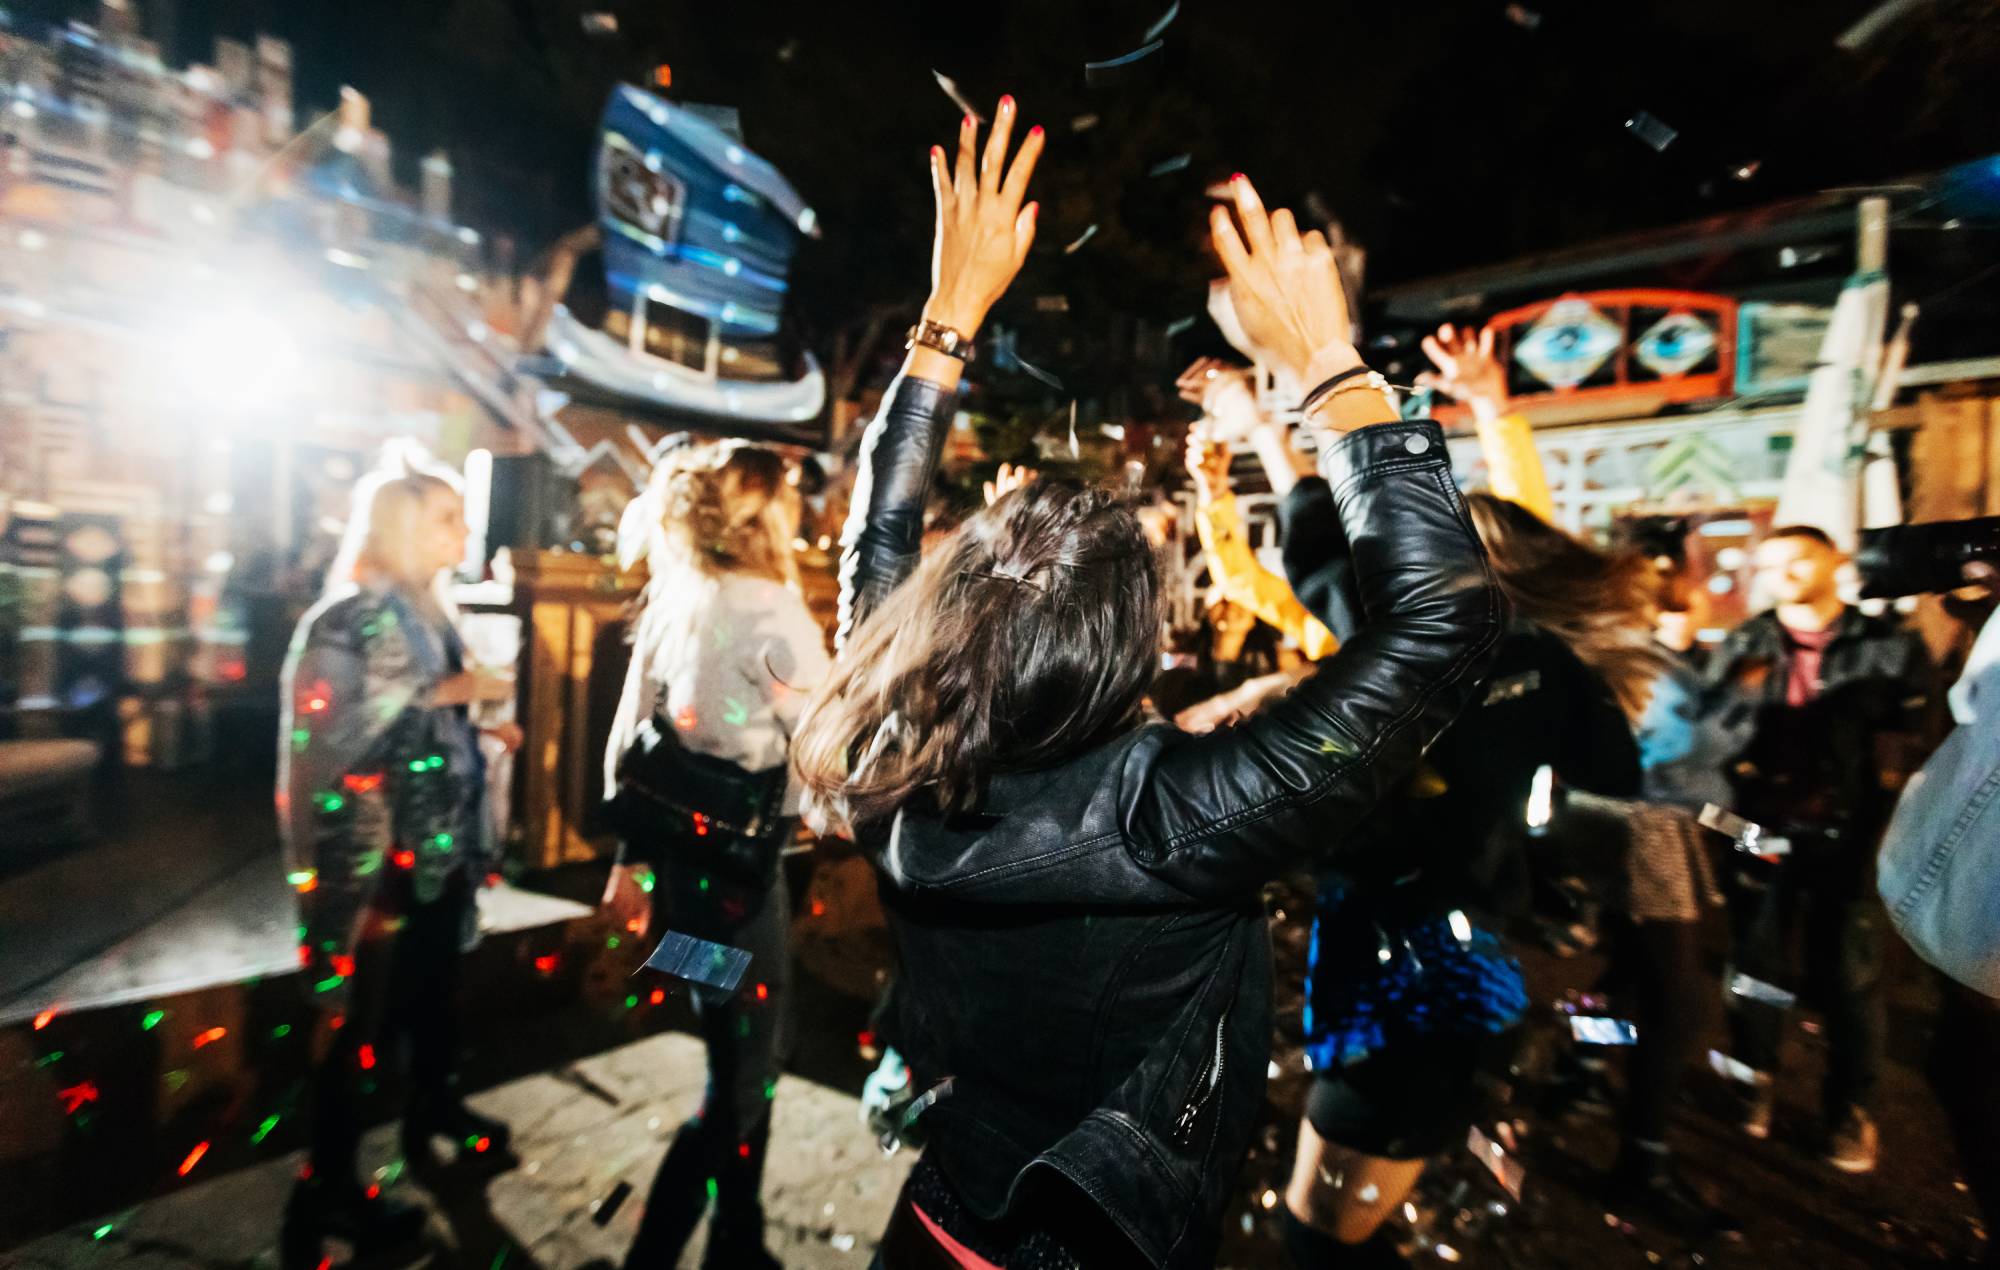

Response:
(649, 988), (666, 1005)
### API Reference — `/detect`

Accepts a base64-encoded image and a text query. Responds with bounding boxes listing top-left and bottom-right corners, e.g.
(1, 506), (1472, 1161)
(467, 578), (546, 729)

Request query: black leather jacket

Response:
(837, 372), (1505, 1268)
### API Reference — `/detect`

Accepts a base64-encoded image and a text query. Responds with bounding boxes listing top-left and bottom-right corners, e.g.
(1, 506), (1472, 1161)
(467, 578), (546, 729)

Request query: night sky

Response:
(12, 0), (2000, 367)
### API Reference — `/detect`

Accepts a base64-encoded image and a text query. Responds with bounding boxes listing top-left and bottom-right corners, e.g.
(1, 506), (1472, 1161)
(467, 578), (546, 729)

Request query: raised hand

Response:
(1208, 177), (1358, 386)
(982, 462), (1039, 507)
(1417, 323), (1508, 418)
(1176, 357), (1260, 443)
(1183, 430), (1234, 504)
(924, 95), (1044, 339)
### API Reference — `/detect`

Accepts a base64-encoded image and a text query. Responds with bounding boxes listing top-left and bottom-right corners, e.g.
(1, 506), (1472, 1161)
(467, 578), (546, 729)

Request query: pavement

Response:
(4, 1031), (913, 1270)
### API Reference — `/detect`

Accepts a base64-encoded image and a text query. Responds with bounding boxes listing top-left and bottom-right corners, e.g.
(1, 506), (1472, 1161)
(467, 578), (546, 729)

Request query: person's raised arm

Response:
(835, 98), (1042, 648)
(1419, 323), (1555, 524)
(1124, 178), (1504, 897)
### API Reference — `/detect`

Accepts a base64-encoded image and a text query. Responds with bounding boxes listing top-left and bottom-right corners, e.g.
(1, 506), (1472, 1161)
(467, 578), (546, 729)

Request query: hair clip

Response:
(962, 567), (1045, 593)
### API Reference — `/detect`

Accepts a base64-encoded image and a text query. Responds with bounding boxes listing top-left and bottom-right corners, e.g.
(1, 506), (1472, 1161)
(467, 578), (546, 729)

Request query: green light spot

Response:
(314, 975), (343, 994)
(606, 936), (620, 950)
(624, 994), (639, 1010)
(427, 755), (444, 770)
(763, 1080), (776, 1100)
(272, 1024), (292, 1039)
(705, 1177), (718, 1202)
(35, 1050), (63, 1067)
(698, 877), (709, 892)
(490, 1247), (509, 1270)
(638, 872), (655, 893)
(141, 1010), (165, 1031)
(320, 940), (337, 952)
(165, 1070), (189, 1091)
(314, 791), (345, 813)
(286, 870), (315, 887)
(92, 1225), (112, 1241)
(251, 1114), (281, 1144)
(465, 1133), (480, 1149)
(408, 759), (427, 772)
(723, 698), (749, 727)
(431, 832), (453, 849)
(737, 1016), (750, 1039)
(290, 727), (311, 752)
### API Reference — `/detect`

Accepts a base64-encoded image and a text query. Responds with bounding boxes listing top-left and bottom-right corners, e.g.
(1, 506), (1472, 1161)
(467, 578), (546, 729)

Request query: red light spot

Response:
(177, 1141), (210, 1176)
(737, 1142), (751, 1159)
(57, 1082), (99, 1114)
(221, 662), (247, 682)
(305, 698), (327, 714)
(330, 955), (355, 978)
(297, 945), (312, 967)
(33, 1009), (56, 1030)
(858, 1029), (876, 1050)
(487, 872), (503, 889)
(358, 1044), (376, 1070)
(649, 988), (666, 1005)
(342, 772), (384, 795)
(692, 813), (710, 837)
(810, 901), (826, 917)
(474, 1136), (491, 1154)
(328, 1014), (345, 1031)
(533, 954), (559, 975)
(393, 849), (416, 869)
(192, 1027), (227, 1049)
(675, 706), (698, 731)
(626, 917), (644, 933)
(365, 1183), (380, 1199)
(754, 983), (768, 1001)
(316, 1259), (331, 1270)
(299, 1164), (314, 1181)
(294, 876), (318, 894)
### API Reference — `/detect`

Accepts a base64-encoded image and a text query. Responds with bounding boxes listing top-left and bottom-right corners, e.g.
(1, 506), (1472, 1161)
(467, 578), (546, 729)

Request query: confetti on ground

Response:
(1064, 223), (1099, 254)
(931, 70), (985, 123)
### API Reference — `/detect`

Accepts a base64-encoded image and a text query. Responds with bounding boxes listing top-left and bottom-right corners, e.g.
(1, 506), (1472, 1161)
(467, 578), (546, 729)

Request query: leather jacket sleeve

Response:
(1124, 421), (1506, 898)
(1277, 476), (1364, 643)
(835, 372), (957, 651)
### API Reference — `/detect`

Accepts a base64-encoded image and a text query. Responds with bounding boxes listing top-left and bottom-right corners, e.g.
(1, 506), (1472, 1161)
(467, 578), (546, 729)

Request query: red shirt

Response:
(1781, 621), (1840, 707)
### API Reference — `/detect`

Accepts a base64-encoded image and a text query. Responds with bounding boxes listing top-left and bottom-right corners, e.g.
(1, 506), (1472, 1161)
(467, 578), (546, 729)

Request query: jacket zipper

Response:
(1173, 1014), (1227, 1144)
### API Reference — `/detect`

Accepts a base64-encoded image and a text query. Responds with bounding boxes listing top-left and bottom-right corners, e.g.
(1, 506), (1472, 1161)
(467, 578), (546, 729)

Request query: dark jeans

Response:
(624, 864), (791, 1268)
(307, 869), (470, 1189)
(1602, 917), (1706, 1144)
(1724, 840), (1885, 1120)
(1930, 976), (2000, 1247)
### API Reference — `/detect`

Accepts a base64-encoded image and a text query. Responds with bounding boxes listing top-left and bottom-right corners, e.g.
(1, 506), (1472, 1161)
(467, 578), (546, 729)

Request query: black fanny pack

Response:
(615, 714), (790, 887)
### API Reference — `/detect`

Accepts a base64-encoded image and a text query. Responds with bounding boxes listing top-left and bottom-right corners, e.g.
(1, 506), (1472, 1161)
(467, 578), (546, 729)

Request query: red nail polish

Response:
(964, 113), (975, 127)
(1001, 95), (1015, 110)
(1027, 201), (1039, 217)
(931, 145), (943, 159)
(1231, 172), (1246, 183)
(1029, 125), (1043, 137)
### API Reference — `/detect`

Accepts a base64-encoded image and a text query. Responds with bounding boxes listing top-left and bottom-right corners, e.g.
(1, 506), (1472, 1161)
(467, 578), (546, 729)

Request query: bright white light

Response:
(1260, 1190), (1278, 1210)
(166, 303), (306, 413)
(10, 99), (35, 120)
(1716, 546), (1747, 570)
(204, 492), (233, 515)
(1437, 1245), (1461, 1262)
(797, 208), (818, 236)
(1402, 1201), (1417, 1222)
(1448, 910), (1472, 944)
(324, 247), (370, 269)
(204, 551), (235, 574)
(184, 136), (215, 159)
(456, 226), (480, 245)
(455, 272), (479, 292)
(191, 203), (216, 225)
(1526, 764), (1554, 830)
(17, 229), (46, 251)
(722, 257), (741, 277)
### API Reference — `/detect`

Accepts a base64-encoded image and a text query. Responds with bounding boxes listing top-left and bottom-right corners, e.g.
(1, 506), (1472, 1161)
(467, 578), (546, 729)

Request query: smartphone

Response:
(1569, 1016), (1639, 1046)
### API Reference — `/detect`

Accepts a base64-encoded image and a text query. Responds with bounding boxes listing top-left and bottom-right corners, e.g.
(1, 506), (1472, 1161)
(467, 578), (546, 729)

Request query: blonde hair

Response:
(327, 440), (463, 610)
(629, 440), (801, 686)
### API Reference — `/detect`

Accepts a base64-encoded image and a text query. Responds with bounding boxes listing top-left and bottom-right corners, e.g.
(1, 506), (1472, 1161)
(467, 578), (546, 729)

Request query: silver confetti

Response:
(1142, 0), (1181, 42)
(1084, 38), (1164, 82)
(932, 70), (986, 123)
(1148, 153), (1192, 178)
(1064, 223), (1099, 254)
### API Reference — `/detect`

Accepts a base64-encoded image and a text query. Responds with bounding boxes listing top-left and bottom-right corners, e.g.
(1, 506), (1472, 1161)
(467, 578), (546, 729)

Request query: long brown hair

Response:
(793, 481), (1161, 836)
(1465, 492), (1665, 720)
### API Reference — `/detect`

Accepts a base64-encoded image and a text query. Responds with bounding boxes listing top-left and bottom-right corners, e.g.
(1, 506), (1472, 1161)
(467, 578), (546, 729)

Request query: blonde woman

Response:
(276, 443), (515, 1266)
(603, 439), (830, 1270)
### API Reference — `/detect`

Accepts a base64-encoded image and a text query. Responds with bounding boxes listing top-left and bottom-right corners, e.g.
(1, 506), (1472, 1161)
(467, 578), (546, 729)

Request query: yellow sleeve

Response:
(1473, 410), (1555, 524)
(1194, 492), (1339, 660)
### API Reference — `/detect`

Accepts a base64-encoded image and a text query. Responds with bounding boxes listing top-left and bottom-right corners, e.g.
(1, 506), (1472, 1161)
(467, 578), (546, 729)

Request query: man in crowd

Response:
(1704, 525), (1935, 1174)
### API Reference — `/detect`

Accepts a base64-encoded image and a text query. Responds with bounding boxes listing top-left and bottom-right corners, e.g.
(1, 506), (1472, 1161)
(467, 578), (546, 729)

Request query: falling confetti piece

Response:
(931, 70), (985, 123)
(1165, 315), (1198, 337)
(1624, 111), (1678, 153)
(1064, 223), (1099, 254)
(1147, 153), (1192, 178)
(1084, 38), (1164, 83)
(1142, 0), (1181, 42)
(36, 1051), (64, 1068)
(1071, 113), (1100, 132)
(1068, 401), (1081, 458)
(177, 1141), (210, 1176)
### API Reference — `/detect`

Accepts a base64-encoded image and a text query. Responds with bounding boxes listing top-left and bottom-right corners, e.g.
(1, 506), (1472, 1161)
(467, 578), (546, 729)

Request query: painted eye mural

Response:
(1634, 311), (1720, 378)
(1513, 298), (1624, 389)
